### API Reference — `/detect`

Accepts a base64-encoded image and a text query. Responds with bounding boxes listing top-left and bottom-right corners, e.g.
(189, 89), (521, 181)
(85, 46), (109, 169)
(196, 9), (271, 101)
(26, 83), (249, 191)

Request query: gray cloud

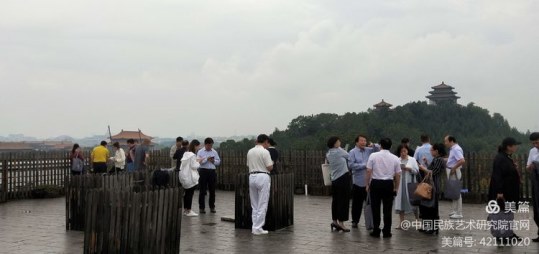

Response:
(1, 0), (537, 138)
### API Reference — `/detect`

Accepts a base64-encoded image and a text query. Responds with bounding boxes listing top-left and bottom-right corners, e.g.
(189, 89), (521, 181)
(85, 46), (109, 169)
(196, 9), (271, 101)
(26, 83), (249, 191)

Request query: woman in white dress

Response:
(394, 144), (419, 229)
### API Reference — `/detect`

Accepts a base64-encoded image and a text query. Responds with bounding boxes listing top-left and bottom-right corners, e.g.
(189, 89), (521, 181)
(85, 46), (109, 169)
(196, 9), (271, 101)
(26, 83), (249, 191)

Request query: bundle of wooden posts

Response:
(65, 170), (183, 254)
(235, 173), (294, 231)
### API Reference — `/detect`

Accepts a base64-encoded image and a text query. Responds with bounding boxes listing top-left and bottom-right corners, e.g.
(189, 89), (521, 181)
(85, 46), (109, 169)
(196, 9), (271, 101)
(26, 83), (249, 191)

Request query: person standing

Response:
(418, 143), (446, 235)
(70, 143), (85, 175)
(394, 145), (419, 229)
(401, 138), (415, 157)
(366, 138), (401, 238)
(110, 142), (126, 173)
(267, 138), (280, 174)
(179, 139), (203, 217)
(247, 134), (274, 235)
(170, 137), (183, 168)
(326, 136), (351, 232)
(197, 137), (221, 214)
(174, 140), (189, 170)
(134, 139), (150, 171)
(90, 141), (109, 174)
(414, 134), (433, 168)
(444, 135), (465, 219)
(125, 139), (136, 172)
(488, 137), (522, 240)
(348, 134), (379, 228)
(526, 132), (539, 242)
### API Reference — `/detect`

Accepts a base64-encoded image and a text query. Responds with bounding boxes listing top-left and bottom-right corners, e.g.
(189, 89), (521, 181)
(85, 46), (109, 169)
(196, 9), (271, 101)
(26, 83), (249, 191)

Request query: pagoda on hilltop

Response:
(373, 99), (393, 111)
(426, 81), (460, 105)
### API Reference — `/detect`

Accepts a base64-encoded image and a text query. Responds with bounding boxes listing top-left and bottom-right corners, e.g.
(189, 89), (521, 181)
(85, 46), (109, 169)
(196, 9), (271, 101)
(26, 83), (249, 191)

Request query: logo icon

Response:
(485, 200), (500, 214)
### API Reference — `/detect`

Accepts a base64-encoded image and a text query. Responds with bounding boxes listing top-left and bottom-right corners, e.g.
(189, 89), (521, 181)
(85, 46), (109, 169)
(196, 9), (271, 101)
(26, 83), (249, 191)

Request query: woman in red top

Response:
(70, 143), (85, 175)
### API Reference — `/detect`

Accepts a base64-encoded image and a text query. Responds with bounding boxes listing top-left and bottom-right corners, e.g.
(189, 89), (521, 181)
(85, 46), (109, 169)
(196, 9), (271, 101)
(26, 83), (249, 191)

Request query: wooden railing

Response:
(0, 150), (534, 203)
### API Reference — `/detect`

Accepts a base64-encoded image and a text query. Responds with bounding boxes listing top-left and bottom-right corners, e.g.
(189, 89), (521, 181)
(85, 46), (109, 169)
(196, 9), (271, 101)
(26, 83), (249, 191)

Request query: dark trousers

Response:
(198, 168), (217, 210)
(331, 173), (351, 221)
(532, 169), (539, 236)
(92, 162), (107, 174)
(184, 186), (196, 210)
(370, 179), (394, 235)
(419, 195), (439, 226)
(351, 185), (367, 223)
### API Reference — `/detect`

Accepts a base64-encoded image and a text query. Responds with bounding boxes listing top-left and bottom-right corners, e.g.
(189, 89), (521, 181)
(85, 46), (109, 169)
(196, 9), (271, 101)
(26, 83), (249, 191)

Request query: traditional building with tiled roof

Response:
(426, 81), (460, 105)
(373, 99), (393, 111)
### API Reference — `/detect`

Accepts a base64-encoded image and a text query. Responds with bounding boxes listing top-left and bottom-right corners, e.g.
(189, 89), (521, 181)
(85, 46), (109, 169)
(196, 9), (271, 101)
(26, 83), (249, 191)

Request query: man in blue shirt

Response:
(197, 137), (221, 214)
(413, 134), (433, 168)
(348, 134), (379, 228)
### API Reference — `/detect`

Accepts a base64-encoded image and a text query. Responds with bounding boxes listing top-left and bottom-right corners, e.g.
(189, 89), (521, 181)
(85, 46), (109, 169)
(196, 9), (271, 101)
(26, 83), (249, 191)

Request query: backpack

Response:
(72, 156), (84, 172)
(152, 170), (170, 187)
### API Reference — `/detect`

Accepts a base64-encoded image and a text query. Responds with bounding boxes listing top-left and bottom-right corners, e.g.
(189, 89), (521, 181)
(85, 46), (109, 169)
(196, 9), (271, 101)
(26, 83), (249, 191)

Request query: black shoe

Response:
(331, 223), (339, 232)
(369, 231), (380, 238)
(210, 208), (216, 213)
(383, 233), (392, 238)
(532, 237), (539, 242)
(199, 209), (206, 214)
(351, 222), (358, 228)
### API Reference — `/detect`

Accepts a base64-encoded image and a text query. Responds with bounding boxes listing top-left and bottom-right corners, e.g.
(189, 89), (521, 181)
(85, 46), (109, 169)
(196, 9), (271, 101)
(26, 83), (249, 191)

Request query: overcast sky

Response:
(1, 0), (538, 139)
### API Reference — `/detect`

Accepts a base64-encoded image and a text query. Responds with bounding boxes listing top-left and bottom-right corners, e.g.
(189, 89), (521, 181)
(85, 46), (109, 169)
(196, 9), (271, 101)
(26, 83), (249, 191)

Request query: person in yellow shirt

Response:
(91, 141), (110, 174)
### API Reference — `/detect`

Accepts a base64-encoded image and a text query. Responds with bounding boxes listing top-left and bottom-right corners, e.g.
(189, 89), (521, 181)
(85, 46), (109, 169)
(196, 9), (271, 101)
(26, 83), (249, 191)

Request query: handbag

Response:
(407, 173), (421, 206)
(321, 159), (332, 186)
(415, 173), (433, 200)
(444, 171), (462, 200)
(364, 194), (373, 230)
(420, 184), (436, 208)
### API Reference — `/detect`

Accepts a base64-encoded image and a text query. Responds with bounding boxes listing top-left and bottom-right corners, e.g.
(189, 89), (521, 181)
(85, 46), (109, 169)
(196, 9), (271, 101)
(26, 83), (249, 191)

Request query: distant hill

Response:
(263, 101), (528, 153)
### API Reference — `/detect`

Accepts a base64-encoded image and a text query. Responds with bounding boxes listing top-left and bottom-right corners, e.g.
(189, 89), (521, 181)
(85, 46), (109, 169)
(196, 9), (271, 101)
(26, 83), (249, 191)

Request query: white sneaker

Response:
(449, 211), (456, 216)
(185, 211), (198, 217)
(449, 214), (463, 219)
(252, 229), (269, 235)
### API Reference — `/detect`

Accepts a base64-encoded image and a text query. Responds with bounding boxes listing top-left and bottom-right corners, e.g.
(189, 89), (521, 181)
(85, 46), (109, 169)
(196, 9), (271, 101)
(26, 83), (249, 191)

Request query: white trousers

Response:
(249, 174), (271, 232)
(446, 167), (462, 215)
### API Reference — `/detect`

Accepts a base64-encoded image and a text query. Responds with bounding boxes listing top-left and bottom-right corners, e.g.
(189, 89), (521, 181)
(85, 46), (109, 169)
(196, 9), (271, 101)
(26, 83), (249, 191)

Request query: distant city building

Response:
(426, 81), (460, 105)
(373, 99), (393, 111)
(0, 141), (73, 152)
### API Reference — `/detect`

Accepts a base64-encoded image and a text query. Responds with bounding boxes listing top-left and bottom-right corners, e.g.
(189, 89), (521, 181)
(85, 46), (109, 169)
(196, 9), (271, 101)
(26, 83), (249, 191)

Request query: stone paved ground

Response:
(0, 191), (538, 253)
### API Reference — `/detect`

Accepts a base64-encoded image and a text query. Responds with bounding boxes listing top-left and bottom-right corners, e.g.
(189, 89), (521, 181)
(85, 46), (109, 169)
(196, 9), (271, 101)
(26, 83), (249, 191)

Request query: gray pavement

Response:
(0, 191), (538, 253)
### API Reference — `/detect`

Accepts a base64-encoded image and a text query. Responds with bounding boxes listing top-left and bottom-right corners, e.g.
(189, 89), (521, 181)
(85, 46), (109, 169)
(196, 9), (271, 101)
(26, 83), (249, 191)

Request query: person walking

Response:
(444, 135), (465, 219)
(90, 141), (109, 174)
(418, 143), (446, 235)
(366, 138), (401, 238)
(110, 142), (126, 174)
(170, 137), (183, 168)
(69, 143), (85, 175)
(197, 137), (221, 214)
(247, 134), (274, 235)
(394, 144), (419, 229)
(526, 132), (539, 242)
(179, 139), (203, 217)
(348, 134), (379, 228)
(326, 136), (351, 232)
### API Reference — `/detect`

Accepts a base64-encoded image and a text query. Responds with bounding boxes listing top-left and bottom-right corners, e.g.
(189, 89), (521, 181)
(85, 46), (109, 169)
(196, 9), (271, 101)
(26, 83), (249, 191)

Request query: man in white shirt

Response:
(444, 135), (465, 219)
(526, 132), (539, 242)
(247, 134), (274, 235)
(366, 138), (401, 238)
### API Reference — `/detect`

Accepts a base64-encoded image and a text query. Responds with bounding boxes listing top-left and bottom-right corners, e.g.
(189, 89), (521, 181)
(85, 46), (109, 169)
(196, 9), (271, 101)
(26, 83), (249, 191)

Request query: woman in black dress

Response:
(418, 143), (446, 235)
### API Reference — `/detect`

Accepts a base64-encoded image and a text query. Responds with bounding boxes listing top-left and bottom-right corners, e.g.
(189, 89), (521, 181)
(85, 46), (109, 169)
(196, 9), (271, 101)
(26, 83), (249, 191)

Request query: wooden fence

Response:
(0, 150), (535, 203)
(235, 173), (294, 231)
(66, 171), (180, 231)
(84, 187), (182, 254)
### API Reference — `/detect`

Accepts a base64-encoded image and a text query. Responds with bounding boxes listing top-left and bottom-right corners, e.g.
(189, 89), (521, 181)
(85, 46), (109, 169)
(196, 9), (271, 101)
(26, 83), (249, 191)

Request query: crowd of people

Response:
(325, 133), (539, 242)
(67, 131), (539, 241)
